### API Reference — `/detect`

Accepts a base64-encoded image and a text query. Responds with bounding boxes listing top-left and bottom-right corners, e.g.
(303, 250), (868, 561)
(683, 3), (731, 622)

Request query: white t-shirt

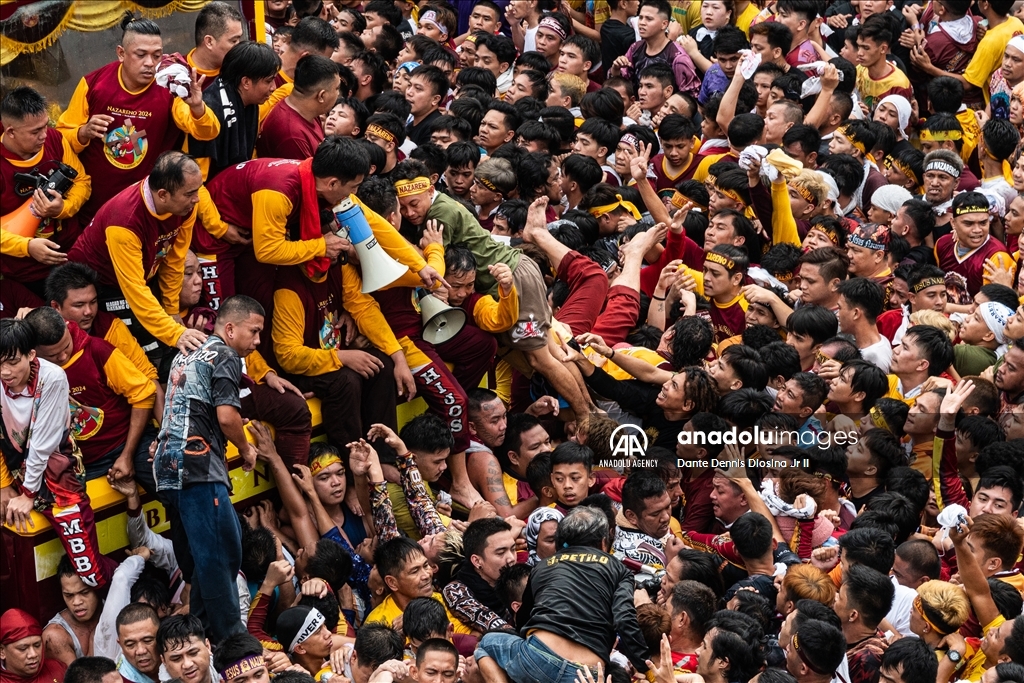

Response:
(523, 25), (539, 52)
(861, 338), (893, 374)
(886, 576), (918, 637)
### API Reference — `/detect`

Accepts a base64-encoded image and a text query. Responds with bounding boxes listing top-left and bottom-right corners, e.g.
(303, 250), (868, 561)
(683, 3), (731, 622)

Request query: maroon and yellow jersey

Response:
(708, 293), (748, 345)
(255, 101), (324, 161)
(57, 62), (219, 219)
(935, 234), (1015, 295)
(1, 128), (90, 281)
(272, 264), (347, 377)
(650, 152), (697, 192)
(160, 50), (219, 90)
(62, 322), (155, 463)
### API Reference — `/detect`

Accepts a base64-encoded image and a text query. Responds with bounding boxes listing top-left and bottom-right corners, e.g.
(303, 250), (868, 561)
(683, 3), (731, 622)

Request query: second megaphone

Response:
(333, 198), (407, 293)
(419, 292), (466, 344)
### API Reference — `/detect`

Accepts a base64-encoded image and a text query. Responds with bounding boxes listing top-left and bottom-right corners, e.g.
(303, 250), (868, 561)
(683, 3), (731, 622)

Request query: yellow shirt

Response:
(735, 2), (759, 37)
(964, 17), (1024, 102)
(961, 615), (1006, 682)
(855, 63), (912, 111)
(366, 592), (473, 635)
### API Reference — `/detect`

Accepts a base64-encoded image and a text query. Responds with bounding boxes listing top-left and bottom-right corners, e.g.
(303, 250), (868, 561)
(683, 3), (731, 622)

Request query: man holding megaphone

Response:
(195, 136), (445, 316)
(1, 87), (91, 309)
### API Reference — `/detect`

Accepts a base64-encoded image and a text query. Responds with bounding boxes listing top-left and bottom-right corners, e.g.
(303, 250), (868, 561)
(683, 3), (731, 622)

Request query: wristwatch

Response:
(946, 651), (963, 666)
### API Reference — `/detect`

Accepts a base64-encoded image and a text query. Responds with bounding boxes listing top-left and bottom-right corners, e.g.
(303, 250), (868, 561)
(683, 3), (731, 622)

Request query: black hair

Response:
(580, 88), (625, 127)
(410, 143), (448, 179)
(358, 138), (387, 176)
(194, 1), (242, 46)
(372, 23), (403, 63)
(312, 135), (370, 182)
(337, 7), (367, 34)
(859, 13), (894, 48)
(120, 14), (161, 42)
(743, 325), (784, 349)
(44, 262), (98, 306)
(526, 452), (553, 494)
(430, 115), (474, 144)
(713, 24), (749, 55)
(293, 54), (340, 96)
(499, 413), (544, 469)
(365, 111), (407, 148)
(371, 90), (412, 121)
(403, 597), (450, 642)
(894, 539), (941, 583)
(1, 318), (36, 364)
(731, 512), (773, 559)
(444, 243), (478, 276)
(220, 41), (281, 91)
(213, 633), (264, 674)
(487, 98), (522, 134)
(703, 611), (765, 683)
(400, 413), (455, 455)
(423, 46), (457, 75)
(518, 152), (555, 201)
(477, 33), (517, 69)
(65, 657), (117, 683)
(783, 124), (822, 158)
(149, 151), (200, 194)
(353, 51), (388, 94)
(728, 113), (765, 148)
(364, 0), (403, 25)
(353, 624), (404, 670)
(496, 563), (532, 612)
(156, 614), (205, 655)
(550, 441), (594, 472)
(24, 306), (66, 346)
(670, 316), (714, 369)
(978, 283), (1023, 312)
(672, 548), (725, 597)
(957, 415), (1005, 450)
(928, 77), (965, 114)
(785, 305), (840, 347)
(749, 20), (793, 53)
(819, 153), (866, 196)
(843, 564), (895, 629)
(291, 16), (340, 53)
(718, 388), (774, 431)
(902, 325), (954, 378)
(0, 85), (47, 121)
(974, 465), (1024, 511)
(447, 97), (485, 134)
(864, 490), (924, 544)
(920, 112), (964, 151)
(356, 176), (398, 218)
(789, 372), (830, 412)
(561, 153), (603, 192)
(760, 342), (802, 381)
(793, 619), (846, 676)
(719, 345), (768, 391)
(411, 64), (450, 100)
(838, 526), (896, 575)
(463, 517), (513, 559)
(374, 537), (426, 581)
(577, 118), (621, 156)
(305, 538), (354, 590)
(621, 471), (668, 516)
(415, 638), (459, 667)
(838, 277), (884, 321)
(539, 106), (575, 147)
(518, 121), (561, 155)
(115, 603), (160, 635)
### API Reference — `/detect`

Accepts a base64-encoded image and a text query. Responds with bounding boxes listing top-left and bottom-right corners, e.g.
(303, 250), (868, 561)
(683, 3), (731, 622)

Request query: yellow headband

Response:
(719, 187), (746, 205)
(815, 350), (833, 367)
(914, 596), (951, 635)
(919, 129), (962, 142)
(220, 656), (265, 682)
(869, 405), (891, 433)
(837, 126), (867, 155)
(790, 183), (816, 205)
(476, 176), (500, 193)
(705, 251), (736, 271)
(309, 452), (343, 477)
(811, 223), (840, 246)
(588, 194), (642, 220)
(395, 176), (432, 198)
(884, 155), (920, 185)
(366, 123), (396, 144)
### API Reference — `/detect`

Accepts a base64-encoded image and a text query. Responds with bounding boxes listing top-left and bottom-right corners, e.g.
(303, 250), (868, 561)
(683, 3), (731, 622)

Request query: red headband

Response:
(1, 609), (42, 644)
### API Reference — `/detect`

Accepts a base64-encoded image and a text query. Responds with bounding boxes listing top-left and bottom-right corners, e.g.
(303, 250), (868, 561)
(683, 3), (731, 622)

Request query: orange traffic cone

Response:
(1, 199), (40, 238)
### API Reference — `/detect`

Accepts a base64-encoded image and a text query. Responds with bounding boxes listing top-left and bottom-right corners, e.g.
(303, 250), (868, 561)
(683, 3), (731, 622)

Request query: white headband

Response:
(289, 609), (326, 652)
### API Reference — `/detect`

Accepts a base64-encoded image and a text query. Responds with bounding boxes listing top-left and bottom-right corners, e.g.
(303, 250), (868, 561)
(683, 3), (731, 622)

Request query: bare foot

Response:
(450, 483), (485, 509)
(522, 196), (550, 244)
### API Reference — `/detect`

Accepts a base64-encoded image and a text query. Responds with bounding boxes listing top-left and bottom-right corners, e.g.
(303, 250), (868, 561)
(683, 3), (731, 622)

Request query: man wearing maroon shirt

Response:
(256, 55), (339, 161)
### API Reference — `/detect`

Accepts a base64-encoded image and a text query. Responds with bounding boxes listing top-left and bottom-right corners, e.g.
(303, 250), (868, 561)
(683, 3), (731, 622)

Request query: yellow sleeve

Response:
(1, 229), (31, 258)
(56, 77), (91, 153)
(197, 185), (229, 239)
(252, 189), (326, 266)
(771, 179), (802, 248)
(963, 38), (999, 89)
(682, 265), (705, 297)
(170, 98), (220, 141)
(271, 287), (343, 376)
(471, 285), (519, 333)
(106, 226), (186, 347)
(0, 454), (12, 488)
(246, 350), (273, 383)
(58, 136), (91, 219)
(259, 83), (292, 126)
(104, 318), (158, 381)
(389, 243), (444, 289)
(983, 252), (1017, 286)
(352, 195), (427, 273)
(157, 210), (195, 316)
(103, 348), (156, 410)
(692, 154), (720, 184)
(340, 264), (403, 356)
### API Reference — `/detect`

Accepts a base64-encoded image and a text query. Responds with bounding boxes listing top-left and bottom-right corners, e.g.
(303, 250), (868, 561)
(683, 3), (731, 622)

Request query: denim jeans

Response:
(475, 633), (595, 683)
(175, 482), (245, 644)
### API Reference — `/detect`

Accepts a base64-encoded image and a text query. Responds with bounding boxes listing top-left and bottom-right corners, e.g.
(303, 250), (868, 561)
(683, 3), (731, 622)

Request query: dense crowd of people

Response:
(2, 1), (1024, 683)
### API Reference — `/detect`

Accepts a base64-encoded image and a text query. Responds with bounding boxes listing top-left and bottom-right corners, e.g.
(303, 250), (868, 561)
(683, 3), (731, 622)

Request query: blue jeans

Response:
(475, 633), (594, 683)
(175, 482), (245, 644)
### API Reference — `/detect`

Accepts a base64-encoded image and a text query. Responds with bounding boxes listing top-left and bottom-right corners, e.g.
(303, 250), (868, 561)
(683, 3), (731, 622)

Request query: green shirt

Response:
(953, 344), (997, 378)
(427, 192), (521, 295)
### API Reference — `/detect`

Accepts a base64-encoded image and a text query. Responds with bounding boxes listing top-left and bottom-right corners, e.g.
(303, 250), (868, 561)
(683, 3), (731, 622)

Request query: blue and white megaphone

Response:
(333, 198), (408, 293)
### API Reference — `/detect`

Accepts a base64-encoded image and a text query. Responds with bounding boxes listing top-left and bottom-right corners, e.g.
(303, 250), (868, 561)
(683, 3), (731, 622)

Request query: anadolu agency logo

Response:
(606, 424), (661, 469)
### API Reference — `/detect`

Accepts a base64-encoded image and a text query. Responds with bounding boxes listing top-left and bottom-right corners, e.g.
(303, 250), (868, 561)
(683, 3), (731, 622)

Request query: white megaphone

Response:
(419, 291), (466, 344)
(333, 198), (408, 293)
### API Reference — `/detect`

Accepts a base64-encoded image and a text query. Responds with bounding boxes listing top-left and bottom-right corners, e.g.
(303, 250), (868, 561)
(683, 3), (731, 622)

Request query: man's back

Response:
(153, 334), (240, 491)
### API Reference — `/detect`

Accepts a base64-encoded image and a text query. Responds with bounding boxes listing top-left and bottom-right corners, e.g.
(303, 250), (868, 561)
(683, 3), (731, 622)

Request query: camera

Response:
(634, 571), (663, 600)
(14, 161), (79, 199)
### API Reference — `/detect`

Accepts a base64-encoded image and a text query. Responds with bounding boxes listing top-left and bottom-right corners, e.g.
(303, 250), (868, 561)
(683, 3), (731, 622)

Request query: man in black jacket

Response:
(473, 507), (651, 683)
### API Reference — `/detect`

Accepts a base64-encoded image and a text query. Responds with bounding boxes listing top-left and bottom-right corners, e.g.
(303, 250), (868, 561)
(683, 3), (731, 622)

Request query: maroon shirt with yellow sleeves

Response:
(255, 100), (324, 161)
(67, 180), (194, 347)
(1, 128), (91, 281)
(62, 322), (155, 463)
(56, 62), (219, 220)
